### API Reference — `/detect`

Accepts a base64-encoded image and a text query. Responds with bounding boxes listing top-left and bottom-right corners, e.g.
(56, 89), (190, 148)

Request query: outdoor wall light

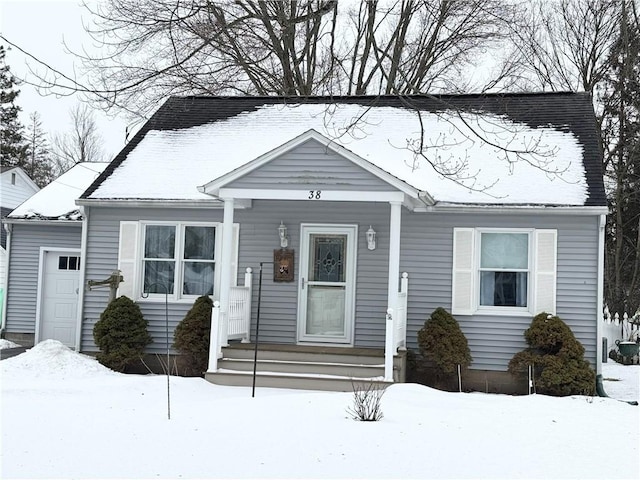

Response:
(278, 221), (288, 248)
(366, 225), (376, 250)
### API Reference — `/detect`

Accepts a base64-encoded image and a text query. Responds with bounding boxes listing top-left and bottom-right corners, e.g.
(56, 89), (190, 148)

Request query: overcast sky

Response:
(1, 0), (129, 160)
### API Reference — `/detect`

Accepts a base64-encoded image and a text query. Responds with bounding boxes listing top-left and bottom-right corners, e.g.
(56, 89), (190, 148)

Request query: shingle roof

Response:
(81, 93), (606, 207)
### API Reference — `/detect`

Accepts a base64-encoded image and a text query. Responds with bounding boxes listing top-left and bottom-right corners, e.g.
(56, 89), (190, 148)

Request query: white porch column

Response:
(219, 197), (235, 347)
(387, 201), (402, 309)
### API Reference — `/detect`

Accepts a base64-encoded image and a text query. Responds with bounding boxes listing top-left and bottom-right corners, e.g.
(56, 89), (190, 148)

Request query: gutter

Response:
(0, 223), (12, 335)
(415, 204), (609, 216)
(2, 218), (82, 225)
(75, 198), (225, 209)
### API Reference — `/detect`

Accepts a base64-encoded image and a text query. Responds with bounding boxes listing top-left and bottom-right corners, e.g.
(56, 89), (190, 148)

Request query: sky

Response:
(1, 339), (638, 479)
(1, 0), (129, 160)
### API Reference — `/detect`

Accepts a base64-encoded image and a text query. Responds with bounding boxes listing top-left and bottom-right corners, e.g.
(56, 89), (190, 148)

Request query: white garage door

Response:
(40, 251), (80, 348)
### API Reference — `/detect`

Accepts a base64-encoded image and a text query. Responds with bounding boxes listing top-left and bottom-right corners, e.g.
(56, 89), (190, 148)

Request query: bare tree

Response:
(506, 0), (620, 94)
(52, 103), (105, 174)
(600, 0), (640, 314)
(1, 1), (518, 119)
(0, 1), (575, 194)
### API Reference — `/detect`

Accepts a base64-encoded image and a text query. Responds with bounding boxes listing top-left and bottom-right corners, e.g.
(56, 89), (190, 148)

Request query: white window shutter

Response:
(534, 229), (557, 315)
(452, 228), (475, 315)
(117, 221), (139, 299)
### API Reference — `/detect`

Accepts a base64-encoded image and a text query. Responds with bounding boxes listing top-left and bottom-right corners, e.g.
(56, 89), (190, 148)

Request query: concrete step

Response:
(205, 369), (393, 392)
(208, 343), (407, 391)
(222, 344), (385, 365)
(218, 357), (384, 378)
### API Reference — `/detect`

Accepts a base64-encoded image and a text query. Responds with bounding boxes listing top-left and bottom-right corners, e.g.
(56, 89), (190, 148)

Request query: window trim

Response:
(475, 228), (533, 315)
(452, 227), (557, 317)
(138, 221), (222, 303)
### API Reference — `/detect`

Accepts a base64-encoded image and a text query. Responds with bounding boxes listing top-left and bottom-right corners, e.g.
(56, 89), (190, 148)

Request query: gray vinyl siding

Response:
(226, 139), (394, 191)
(80, 204), (599, 372)
(80, 202), (391, 353)
(81, 207), (226, 354)
(400, 213), (599, 371)
(4, 223), (81, 334)
(235, 200), (390, 347)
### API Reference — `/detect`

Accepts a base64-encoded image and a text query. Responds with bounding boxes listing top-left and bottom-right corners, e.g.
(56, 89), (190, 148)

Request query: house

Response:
(1, 163), (109, 348)
(23, 93), (606, 392)
(1, 166), (40, 323)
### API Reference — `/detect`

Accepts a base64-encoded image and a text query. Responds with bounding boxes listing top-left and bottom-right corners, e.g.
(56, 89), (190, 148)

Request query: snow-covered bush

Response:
(508, 312), (595, 396)
(93, 295), (152, 372)
(173, 295), (212, 376)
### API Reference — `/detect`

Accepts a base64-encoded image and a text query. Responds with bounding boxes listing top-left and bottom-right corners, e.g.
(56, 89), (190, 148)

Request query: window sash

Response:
(141, 223), (217, 299)
(479, 271), (528, 307)
(478, 231), (531, 309)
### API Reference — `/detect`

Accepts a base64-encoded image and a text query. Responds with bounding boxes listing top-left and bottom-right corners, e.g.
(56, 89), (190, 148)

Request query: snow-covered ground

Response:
(0, 339), (20, 349)
(1, 340), (638, 479)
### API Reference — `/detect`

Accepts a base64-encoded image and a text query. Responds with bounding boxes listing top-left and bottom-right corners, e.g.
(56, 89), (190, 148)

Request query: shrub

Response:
(417, 307), (472, 377)
(173, 295), (213, 376)
(508, 312), (595, 396)
(93, 295), (152, 372)
(347, 381), (386, 421)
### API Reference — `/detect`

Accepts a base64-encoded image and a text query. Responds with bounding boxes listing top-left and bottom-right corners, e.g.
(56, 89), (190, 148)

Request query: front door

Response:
(39, 250), (80, 348)
(298, 224), (357, 344)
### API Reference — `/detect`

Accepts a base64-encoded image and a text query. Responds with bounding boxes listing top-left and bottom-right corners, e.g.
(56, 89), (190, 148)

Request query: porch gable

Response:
(198, 129), (430, 206)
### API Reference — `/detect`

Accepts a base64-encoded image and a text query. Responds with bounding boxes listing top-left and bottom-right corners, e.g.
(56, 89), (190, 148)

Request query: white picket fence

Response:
(602, 306), (640, 360)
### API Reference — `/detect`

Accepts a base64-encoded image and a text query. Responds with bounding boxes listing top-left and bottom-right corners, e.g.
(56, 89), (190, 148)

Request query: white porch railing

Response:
(602, 306), (640, 360)
(385, 272), (409, 381)
(228, 268), (253, 342)
(208, 267), (253, 372)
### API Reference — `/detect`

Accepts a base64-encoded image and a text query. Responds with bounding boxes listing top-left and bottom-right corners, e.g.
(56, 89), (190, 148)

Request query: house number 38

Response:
(308, 190), (322, 199)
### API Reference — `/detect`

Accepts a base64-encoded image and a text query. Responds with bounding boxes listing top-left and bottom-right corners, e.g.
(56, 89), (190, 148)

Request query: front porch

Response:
(205, 343), (407, 391)
(205, 269), (410, 391)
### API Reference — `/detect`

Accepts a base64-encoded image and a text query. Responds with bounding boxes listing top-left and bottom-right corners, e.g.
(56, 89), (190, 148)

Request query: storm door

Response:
(298, 225), (357, 344)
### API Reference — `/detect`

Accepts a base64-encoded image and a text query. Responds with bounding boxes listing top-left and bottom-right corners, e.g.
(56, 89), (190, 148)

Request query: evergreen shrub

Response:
(508, 312), (595, 396)
(93, 295), (152, 372)
(173, 295), (213, 376)
(417, 307), (472, 377)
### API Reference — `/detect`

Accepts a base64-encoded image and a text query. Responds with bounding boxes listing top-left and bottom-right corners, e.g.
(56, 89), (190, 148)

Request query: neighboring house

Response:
(29, 93), (607, 392)
(1, 163), (109, 348)
(1, 166), (40, 324)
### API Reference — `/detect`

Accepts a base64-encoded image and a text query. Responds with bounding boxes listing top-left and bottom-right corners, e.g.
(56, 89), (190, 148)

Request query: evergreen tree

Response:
(0, 45), (27, 168)
(600, 2), (640, 314)
(24, 112), (55, 187)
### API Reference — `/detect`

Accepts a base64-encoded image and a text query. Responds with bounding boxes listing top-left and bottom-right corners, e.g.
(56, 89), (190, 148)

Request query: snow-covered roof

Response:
(8, 163), (109, 220)
(83, 94), (606, 207)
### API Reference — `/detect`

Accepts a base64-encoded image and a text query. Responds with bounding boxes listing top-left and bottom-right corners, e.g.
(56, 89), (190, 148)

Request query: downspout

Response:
(0, 223), (12, 336)
(596, 213), (606, 393)
(74, 205), (89, 352)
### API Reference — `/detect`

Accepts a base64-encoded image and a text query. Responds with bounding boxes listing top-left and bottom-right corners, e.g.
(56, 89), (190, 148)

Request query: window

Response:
(452, 228), (557, 316)
(58, 256), (81, 271)
(479, 232), (529, 308)
(11, 172), (16, 185)
(142, 224), (216, 297)
(117, 221), (238, 302)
